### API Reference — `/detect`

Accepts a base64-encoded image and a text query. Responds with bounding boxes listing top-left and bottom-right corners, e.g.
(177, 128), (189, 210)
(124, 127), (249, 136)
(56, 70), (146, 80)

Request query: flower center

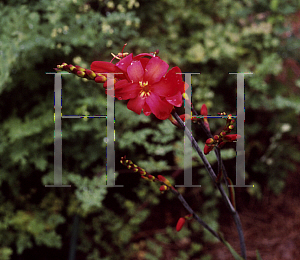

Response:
(139, 81), (151, 98)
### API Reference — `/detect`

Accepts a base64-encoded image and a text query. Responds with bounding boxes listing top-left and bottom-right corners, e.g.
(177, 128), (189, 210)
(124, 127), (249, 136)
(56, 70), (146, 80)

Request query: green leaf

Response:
(256, 250), (263, 260)
(220, 234), (245, 260)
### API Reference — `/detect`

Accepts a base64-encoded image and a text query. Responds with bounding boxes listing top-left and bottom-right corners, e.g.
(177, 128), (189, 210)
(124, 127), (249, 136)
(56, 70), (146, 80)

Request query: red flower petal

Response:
(114, 80), (140, 100)
(150, 80), (178, 97)
(116, 53), (133, 72)
(136, 57), (151, 69)
(142, 102), (152, 116)
(144, 57), (169, 85)
(151, 67), (185, 99)
(165, 67), (186, 94)
(127, 95), (145, 115)
(91, 61), (125, 79)
(133, 53), (155, 59)
(145, 92), (173, 120)
(91, 61), (118, 73)
(176, 217), (186, 232)
(127, 60), (144, 82)
(165, 91), (182, 107)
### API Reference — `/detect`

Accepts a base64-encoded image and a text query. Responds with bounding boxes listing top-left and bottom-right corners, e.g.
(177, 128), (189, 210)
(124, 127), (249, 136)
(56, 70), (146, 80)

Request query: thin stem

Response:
(171, 109), (247, 259)
(166, 187), (221, 241)
(190, 104), (229, 186)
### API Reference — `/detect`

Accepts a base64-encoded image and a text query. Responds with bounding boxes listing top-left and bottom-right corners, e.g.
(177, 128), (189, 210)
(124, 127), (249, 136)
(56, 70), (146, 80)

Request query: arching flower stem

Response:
(171, 109), (247, 259)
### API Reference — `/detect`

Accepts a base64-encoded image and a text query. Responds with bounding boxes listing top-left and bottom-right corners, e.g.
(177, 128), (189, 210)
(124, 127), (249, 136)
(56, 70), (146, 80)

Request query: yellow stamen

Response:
(139, 81), (151, 98)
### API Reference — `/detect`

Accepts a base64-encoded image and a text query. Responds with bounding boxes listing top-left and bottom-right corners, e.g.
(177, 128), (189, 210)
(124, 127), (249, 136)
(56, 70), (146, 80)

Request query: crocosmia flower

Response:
(91, 52), (186, 120)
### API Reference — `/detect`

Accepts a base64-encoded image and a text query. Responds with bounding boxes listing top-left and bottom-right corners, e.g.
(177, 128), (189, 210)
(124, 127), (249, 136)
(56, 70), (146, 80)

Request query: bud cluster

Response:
(120, 156), (175, 193)
(55, 63), (109, 83)
(204, 113), (241, 155)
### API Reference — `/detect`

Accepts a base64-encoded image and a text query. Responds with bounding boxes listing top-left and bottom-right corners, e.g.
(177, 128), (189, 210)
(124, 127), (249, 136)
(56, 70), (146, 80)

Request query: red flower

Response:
(91, 53), (186, 120)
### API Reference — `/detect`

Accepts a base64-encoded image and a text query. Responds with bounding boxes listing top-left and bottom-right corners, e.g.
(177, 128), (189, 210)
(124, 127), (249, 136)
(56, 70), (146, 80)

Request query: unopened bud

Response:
(200, 104), (208, 116)
(204, 144), (214, 155)
(77, 70), (85, 77)
(159, 185), (169, 193)
(95, 75), (107, 83)
(85, 69), (96, 79)
(206, 138), (214, 144)
(176, 217), (186, 232)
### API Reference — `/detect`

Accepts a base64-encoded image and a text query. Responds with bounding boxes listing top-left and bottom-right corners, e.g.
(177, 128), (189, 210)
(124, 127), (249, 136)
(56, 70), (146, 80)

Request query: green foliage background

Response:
(0, 0), (299, 259)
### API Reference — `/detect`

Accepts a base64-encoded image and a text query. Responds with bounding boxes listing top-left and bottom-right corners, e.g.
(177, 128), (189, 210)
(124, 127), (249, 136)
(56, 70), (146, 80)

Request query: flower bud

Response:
(213, 135), (219, 141)
(141, 175), (150, 181)
(147, 175), (155, 181)
(219, 131), (227, 137)
(95, 75), (107, 83)
(223, 134), (241, 141)
(204, 144), (214, 155)
(69, 65), (76, 71)
(157, 175), (172, 187)
(139, 170), (146, 176)
(218, 142), (226, 148)
(85, 69), (96, 79)
(159, 185), (169, 193)
(75, 65), (85, 72)
(201, 104), (208, 116)
(176, 217), (186, 232)
(76, 70), (85, 77)
(206, 138), (214, 144)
